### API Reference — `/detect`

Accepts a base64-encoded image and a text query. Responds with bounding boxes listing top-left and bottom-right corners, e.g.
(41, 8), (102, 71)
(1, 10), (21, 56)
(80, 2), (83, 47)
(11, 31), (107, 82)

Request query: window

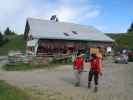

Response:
(64, 32), (69, 36)
(72, 31), (78, 35)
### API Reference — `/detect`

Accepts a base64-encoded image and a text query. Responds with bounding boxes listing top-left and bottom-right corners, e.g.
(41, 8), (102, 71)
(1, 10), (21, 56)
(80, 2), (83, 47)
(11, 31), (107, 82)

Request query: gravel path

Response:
(0, 60), (133, 100)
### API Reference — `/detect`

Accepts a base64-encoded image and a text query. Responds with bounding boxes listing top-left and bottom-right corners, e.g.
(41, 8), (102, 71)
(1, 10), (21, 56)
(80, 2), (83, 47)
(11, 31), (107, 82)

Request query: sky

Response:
(0, 0), (133, 34)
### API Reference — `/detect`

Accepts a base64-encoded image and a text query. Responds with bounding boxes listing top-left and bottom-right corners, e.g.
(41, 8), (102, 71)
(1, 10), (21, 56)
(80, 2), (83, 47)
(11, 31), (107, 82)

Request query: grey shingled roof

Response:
(27, 18), (114, 42)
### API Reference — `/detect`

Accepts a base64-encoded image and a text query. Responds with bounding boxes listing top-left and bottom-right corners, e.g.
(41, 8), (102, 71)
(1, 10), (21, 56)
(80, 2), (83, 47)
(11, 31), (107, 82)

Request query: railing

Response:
(36, 53), (72, 60)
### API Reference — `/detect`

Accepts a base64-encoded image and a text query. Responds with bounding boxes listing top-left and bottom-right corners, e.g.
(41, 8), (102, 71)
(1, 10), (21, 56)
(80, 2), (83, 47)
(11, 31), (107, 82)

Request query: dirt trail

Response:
(0, 60), (133, 100)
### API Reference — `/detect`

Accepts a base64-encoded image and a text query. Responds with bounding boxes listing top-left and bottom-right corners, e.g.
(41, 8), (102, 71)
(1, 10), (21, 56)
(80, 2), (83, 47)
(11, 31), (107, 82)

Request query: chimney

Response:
(50, 15), (59, 22)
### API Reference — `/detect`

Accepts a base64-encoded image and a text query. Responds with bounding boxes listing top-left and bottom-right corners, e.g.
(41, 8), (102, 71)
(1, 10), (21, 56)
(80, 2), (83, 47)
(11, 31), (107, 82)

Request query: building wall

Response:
(37, 39), (113, 55)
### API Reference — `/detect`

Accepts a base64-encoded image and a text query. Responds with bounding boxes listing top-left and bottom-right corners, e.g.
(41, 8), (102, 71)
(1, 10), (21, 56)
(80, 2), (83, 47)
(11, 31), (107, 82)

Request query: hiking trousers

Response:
(88, 69), (99, 85)
(74, 70), (82, 85)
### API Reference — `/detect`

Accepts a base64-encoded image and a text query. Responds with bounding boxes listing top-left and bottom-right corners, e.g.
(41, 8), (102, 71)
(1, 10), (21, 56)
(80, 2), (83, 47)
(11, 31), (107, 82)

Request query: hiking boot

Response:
(94, 86), (98, 92)
(88, 82), (91, 88)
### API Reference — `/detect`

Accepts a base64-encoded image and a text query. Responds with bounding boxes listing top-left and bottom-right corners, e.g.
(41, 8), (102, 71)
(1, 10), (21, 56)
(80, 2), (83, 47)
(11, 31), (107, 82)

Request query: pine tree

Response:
(0, 32), (3, 46)
(4, 27), (16, 35)
(4, 27), (12, 35)
(128, 22), (133, 33)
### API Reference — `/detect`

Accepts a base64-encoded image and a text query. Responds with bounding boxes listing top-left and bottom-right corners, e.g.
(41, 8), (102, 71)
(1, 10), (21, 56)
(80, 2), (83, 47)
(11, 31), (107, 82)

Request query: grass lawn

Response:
(0, 80), (71, 100)
(0, 80), (30, 100)
(2, 63), (49, 71)
(0, 35), (26, 55)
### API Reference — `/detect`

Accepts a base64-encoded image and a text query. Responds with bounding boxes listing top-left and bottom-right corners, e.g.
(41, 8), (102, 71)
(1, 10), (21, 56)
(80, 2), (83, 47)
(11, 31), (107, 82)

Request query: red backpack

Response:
(90, 57), (101, 73)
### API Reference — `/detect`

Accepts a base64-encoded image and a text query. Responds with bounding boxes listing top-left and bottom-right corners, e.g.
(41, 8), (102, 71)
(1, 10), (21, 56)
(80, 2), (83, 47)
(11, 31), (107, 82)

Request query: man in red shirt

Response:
(88, 53), (102, 92)
(73, 52), (84, 86)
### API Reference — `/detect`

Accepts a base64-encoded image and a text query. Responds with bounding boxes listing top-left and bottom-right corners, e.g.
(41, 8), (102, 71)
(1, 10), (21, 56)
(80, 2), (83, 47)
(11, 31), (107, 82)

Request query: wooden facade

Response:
(36, 39), (113, 55)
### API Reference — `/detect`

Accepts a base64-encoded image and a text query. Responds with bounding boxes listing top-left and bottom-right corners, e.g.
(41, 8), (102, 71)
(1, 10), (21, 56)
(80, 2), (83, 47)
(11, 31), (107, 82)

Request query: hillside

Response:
(106, 32), (133, 50)
(0, 35), (26, 55)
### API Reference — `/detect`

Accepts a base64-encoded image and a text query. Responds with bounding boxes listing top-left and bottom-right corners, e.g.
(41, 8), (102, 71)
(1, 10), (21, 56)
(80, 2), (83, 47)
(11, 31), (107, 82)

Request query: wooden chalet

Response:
(24, 17), (114, 57)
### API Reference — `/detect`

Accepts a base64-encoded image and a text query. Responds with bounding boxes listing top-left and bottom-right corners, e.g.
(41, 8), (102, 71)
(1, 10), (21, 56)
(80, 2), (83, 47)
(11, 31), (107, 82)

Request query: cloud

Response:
(85, 10), (100, 18)
(94, 25), (108, 32)
(0, 0), (25, 18)
(45, 5), (79, 22)
(0, 0), (101, 33)
(44, 0), (101, 23)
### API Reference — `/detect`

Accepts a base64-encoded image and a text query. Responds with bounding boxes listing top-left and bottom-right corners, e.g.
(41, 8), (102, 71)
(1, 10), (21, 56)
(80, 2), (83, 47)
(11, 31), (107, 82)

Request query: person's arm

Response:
(73, 59), (76, 70)
(81, 59), (84, 70)
(99, 58), (103, 76)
